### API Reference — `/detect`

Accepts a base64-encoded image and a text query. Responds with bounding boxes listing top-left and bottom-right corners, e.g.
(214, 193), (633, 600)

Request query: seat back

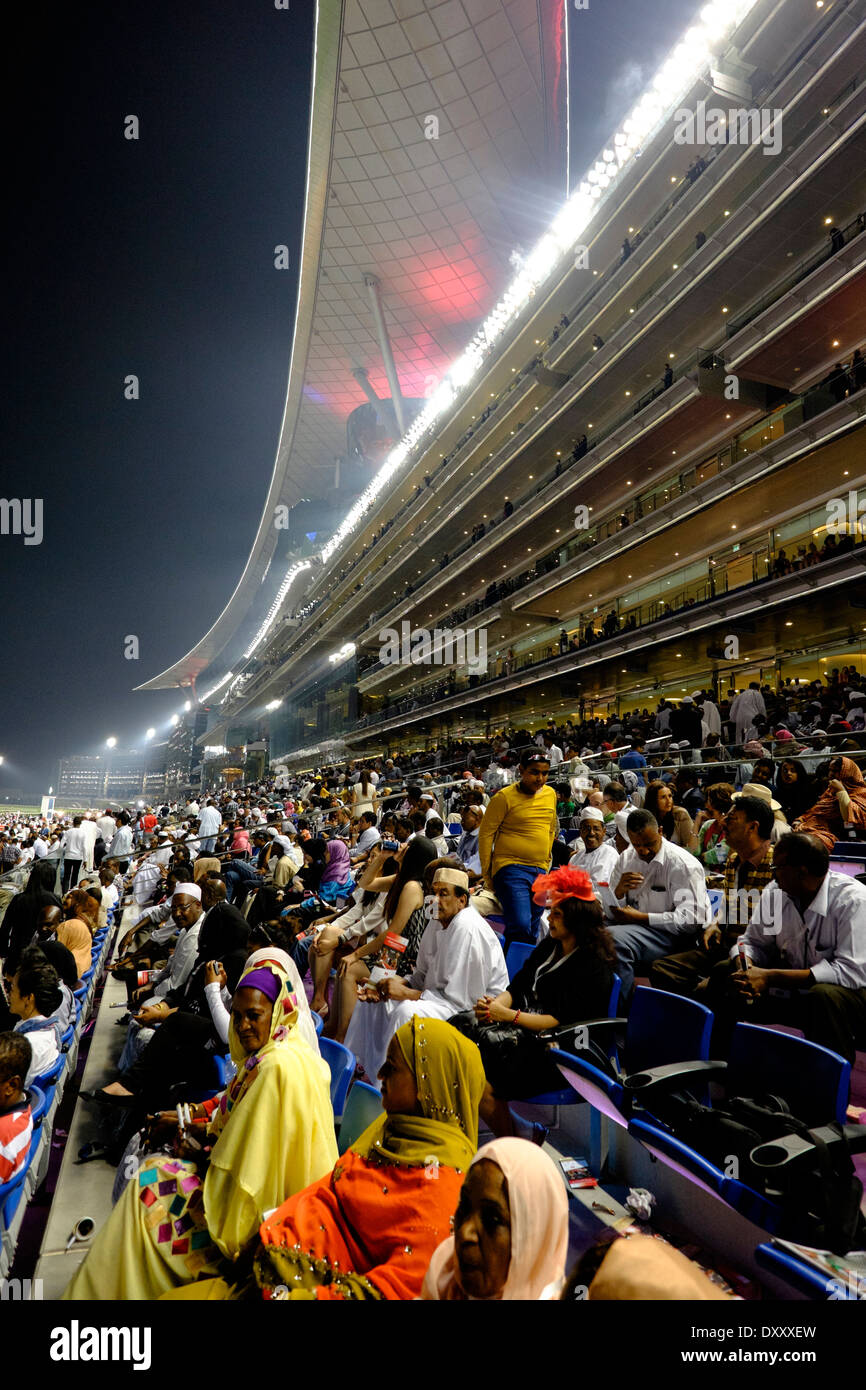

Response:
(26, 1085), (47, 1129)
(725, 1022), (850, 1126)
(311, 1011), (325, 1037)
(319, 1037), (355, 1121)
(505, 941), (534, 977)
(337, 1081), (383, 1154)
(624, 986), (713, 1075)
(607, 973), (622, 1018)
(0, 1163), (30, 1229)
(34, 1053), (65, 1090)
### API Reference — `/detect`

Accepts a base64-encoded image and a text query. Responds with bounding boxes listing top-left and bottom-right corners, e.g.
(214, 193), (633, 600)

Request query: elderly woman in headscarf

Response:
(63, 955), (337, 1300)
(421, 1137), (569, 1300)
(791, 755), (866, 849)
(157, 1017), (483, 1302)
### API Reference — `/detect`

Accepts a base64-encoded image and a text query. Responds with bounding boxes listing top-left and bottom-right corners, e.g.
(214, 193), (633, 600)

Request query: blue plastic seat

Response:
(60, 1023), (75, 1053)
(27, 1085), (47, 1129)
(0, 1163), (30, 1231)
(548, 986), (714, 1129)
(182, 1052), (230, 1103)
(311, 1011), (325, 1037)
(33, 1053), (65, 1092)
(1, 1085), (47, 1232)
(627, 1024), (851, 1229)
(319, 1037), (355, 1122)
(337, 1081), (383, 1154)
(504, 941), (535, 976)
(754, 1242), (863, 1300)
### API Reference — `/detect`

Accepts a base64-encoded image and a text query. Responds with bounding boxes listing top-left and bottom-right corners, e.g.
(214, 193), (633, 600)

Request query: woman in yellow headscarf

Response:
(251, 1016), (484, 1301)
(63, 957), (337, 1300)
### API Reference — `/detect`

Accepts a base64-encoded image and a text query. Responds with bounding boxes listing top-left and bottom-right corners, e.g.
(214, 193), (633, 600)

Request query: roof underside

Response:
(137, 0), (558, 691)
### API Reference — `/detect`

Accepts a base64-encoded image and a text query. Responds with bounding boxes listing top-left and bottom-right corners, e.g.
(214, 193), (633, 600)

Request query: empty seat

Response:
(319, 1037), (355, 1123)
(337, 1081), (383, 1154)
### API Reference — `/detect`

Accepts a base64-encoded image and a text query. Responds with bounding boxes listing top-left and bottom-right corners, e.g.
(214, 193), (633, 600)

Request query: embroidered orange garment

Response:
(258, 1147), (464, 1300)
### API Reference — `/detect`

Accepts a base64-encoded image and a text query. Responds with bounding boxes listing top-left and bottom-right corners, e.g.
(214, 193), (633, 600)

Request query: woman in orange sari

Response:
(792, 755), (866, 849)
(253, 1016), (484, 1300)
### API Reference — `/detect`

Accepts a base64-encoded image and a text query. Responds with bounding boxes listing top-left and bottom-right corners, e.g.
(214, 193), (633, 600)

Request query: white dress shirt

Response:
(351, 826), (381, 861)
(196, 805), (222, 837)
(611, 837), (711, 935)
(148, 918), (202, 999)
(735, 871), (866, 991)
(15, 1022), (59, 1087)
(107, 825), (133, 859)
(62, 826), (88, 863)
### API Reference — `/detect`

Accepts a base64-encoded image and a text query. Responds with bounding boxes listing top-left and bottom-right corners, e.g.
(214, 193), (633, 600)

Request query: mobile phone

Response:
(737, 947), (749, 972)
(560, 1156), (598, 1190)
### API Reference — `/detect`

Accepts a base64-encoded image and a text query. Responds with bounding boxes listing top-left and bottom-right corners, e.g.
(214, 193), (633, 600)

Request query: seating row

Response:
(0, 911), (116, 1276)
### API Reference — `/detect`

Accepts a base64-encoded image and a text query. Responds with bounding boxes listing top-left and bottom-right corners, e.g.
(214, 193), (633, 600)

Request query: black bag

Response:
(647, 1088), (866, 1254)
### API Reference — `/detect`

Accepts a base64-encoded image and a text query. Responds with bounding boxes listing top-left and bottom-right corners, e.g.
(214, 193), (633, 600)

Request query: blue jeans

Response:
(290, 934), (312, 981)
(224, 861), (259, 903)
(198, 837), (217, 855)
(493, 864), (546, 947)
(607, 924), (685, 999)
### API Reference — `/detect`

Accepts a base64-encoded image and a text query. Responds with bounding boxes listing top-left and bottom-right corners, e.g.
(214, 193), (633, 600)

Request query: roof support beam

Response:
(364, 273), (406, 436)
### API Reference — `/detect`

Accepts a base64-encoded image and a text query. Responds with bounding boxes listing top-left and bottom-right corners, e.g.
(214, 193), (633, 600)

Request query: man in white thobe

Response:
(694, 691), (722, 738)
(568, 807), (620, 892)
(79, 816), (98, 871)
(345, 867), (508, 1088)
(729, 683), (767, 745)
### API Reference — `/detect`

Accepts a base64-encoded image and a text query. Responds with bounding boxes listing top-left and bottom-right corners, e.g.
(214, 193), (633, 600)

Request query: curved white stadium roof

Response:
(137, 0), (560, 691)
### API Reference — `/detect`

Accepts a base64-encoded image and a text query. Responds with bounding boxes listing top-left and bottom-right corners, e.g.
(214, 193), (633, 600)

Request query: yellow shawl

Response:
(202, 958), (337, 1260)
(350, 1016), (484, 1173)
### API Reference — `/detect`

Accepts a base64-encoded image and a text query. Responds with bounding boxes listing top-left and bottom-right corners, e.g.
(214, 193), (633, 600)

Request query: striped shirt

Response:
(0, 1101), (33, 1184)
(719, 846), (774, 944)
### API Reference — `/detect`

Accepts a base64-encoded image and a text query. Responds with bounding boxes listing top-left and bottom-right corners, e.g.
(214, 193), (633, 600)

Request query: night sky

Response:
(1, 0), (700, 799)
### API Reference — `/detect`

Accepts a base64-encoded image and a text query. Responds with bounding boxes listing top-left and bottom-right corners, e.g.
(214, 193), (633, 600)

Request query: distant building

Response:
(57, 756), (105, 803)
(57, 743), (168, 808)
(165, 709), (208, 799)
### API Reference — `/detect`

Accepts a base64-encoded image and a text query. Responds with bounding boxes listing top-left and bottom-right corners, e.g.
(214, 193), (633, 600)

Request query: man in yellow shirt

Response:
(478, 751), (558, 947)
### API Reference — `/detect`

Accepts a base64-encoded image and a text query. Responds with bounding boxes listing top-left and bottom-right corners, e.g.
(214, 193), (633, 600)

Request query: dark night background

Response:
(1, 0), (698, 800)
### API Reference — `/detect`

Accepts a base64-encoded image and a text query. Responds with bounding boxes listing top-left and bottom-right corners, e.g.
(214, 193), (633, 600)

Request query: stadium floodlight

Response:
(266, 699), (283, 711)
(170, 714), (180, 727)
(145, 727), (156, 740)
(317, 0), (760, 569)
(105, 737), (117, 749)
